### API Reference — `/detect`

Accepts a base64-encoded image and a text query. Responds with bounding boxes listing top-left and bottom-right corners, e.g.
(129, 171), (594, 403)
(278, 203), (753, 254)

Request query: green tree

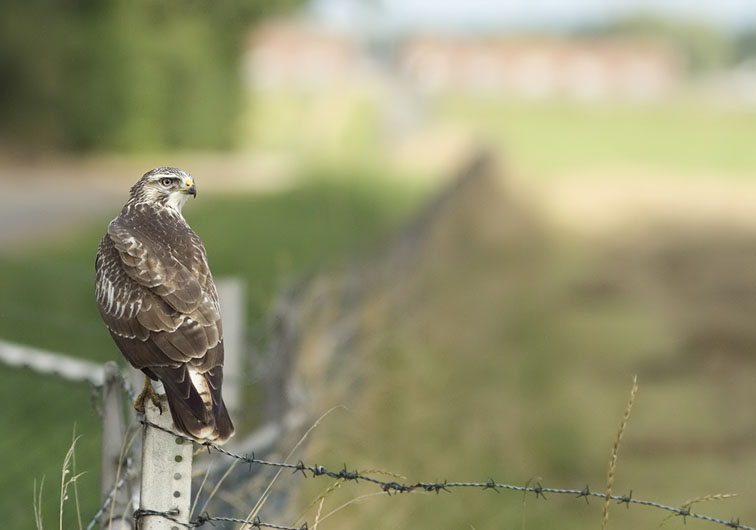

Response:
(0, 0), (299, 151)
(733, 28), (756, 63)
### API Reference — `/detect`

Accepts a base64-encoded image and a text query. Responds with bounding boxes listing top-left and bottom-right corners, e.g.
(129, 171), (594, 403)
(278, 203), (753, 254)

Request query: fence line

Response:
(132, 419), (754, 530)
(86, 471), (133, 530)
(133, 510), (306, 530)
(13, 340), (750, 530)
(0, 339), (104, 385)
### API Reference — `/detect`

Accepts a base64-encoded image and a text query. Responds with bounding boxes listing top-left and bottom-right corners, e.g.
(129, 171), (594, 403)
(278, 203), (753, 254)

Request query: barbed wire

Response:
(134, 508), (307, 529)
(139, 419), (755, 530)
(85, 468), (133, 530)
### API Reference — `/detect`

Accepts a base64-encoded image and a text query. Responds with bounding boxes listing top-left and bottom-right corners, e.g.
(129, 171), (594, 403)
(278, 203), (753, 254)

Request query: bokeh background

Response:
(3, 0), (756, 528)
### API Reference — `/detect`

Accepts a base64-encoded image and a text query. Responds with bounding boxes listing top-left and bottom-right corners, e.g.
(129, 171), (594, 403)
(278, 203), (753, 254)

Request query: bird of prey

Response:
(95, 167), (234, 443)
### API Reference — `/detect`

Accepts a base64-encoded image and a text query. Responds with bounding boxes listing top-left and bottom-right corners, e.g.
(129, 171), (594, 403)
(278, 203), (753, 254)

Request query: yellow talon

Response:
(133, 375), (162, 413)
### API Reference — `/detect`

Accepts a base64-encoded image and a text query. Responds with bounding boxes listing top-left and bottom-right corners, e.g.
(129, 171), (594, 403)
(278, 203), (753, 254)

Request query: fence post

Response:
(101, 362), (134, 529)
(138, 396), (193, 529)
(216, 277), (245, 417)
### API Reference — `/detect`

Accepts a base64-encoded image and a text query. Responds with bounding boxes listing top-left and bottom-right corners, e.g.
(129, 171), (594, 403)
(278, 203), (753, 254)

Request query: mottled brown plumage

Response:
(95, 167), (234, 443)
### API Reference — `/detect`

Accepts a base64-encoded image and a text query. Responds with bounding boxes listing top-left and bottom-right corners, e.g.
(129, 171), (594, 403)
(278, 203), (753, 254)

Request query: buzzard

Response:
(95, 167), (234, 443)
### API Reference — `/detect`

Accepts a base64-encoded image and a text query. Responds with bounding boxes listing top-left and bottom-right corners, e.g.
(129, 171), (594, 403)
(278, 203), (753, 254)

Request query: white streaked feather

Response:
(187, 365), (212, 409)
(108, 327), (136, 339)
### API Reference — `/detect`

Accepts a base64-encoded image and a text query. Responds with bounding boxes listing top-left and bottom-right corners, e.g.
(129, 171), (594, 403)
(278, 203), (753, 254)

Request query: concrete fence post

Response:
(137, 396), (193, 529)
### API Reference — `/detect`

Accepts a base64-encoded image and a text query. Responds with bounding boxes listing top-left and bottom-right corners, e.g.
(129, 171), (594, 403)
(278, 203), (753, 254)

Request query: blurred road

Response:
(0, 153), (295, 250)
(0, 169), (122, 249)
(5, 151), (756, 251)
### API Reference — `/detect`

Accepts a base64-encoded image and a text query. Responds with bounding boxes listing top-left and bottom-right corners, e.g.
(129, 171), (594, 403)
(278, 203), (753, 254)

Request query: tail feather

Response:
(150, 365), (235, 444)
(213, 397), (235, 442)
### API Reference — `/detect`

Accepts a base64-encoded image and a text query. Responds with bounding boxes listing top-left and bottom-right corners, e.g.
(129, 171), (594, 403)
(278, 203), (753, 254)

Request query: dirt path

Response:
(0, 152), (296, 249)
(524, 167), (756, 236)
(3, 151), (755, 250)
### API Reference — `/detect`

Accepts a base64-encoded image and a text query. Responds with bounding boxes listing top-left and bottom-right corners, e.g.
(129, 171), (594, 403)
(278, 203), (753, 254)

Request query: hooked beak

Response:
(182, 176), (197, 198)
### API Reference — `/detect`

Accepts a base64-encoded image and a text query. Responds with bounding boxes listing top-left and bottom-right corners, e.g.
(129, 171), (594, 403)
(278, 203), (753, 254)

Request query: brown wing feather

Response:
(100, 207), (223, 362)
(96, 202), (234, 442)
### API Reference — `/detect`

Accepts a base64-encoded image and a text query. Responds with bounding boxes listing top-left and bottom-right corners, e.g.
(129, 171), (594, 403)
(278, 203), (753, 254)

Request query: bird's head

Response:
(129, 167), (197, 212)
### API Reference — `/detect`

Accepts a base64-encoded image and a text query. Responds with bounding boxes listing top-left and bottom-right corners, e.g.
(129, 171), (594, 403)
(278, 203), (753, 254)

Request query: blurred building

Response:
(244, 22), (369, 90)
(245, 21), (682, 101)
(400, 37), (681, 100)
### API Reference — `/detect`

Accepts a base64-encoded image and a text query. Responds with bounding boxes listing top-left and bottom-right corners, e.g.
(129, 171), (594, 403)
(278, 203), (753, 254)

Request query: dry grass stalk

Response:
(659, 493), (739, 526)
(312, 497), (325, 530)
(296, 467), (405, 526)
(601, 375), (638, 530)
(682, 493), (738, 507)
(316, 491), (389, 523)
(33, 477), (45, 530)
(191, 456), (214, 517)
(33, 431), (87, 530)
(59, 435), (86, 530)
(106, 427), (138, 529)
(69, 430), (83, 530)
(300, 479), (344, 519)
(198, 457), (241, 519)
(237, 405), (345, 530)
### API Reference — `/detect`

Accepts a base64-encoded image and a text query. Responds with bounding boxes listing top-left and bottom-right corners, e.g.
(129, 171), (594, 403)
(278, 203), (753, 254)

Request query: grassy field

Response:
(4, 94), (756, 528)
(288, 166), (756, 530)
(0, 174), (423, 529)
(435, 97), (756, 177)
(240, 89), (756, 179)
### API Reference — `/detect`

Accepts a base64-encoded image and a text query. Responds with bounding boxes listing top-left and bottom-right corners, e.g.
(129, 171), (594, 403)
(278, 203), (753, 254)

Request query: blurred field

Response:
(3, 90), (756, 528)
(240, 90), (756, 180)
(6, 1), (756, 528)
(282, 161), (756, 529)
(436, 97), (756, 177)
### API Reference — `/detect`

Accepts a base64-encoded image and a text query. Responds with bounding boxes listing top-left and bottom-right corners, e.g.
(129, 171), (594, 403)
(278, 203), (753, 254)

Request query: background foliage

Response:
(0, 0), (298, 151)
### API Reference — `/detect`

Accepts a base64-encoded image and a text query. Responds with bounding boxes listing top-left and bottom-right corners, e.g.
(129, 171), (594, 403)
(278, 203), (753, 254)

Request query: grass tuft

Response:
(33, 432), (86, 530)
(239, 406), (346, 529)
(58, 433), (86, 530)
(602, 375), (639, 530)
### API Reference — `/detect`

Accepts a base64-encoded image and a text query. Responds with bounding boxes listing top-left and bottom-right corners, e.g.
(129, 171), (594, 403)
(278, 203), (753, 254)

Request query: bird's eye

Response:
(160, 177), (173, 187)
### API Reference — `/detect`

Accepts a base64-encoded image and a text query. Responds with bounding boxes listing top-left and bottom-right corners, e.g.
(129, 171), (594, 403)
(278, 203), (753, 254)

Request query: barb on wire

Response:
(140, 419), (755, 530)
(135, 509), (307, 529)
(193, 513), (308, 530)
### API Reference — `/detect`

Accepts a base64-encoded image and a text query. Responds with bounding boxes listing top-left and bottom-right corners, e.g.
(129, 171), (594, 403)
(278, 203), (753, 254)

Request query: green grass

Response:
(0, 369), (101, 530)
(0, 175), (423, 529)
(435, 97), (756, 177)
(241, 90), (756, 179)
(288, 177), (756, 529)
(240, 89), (384, 166)
(6, 92), (756, 528)
(296, 240), (671, 529)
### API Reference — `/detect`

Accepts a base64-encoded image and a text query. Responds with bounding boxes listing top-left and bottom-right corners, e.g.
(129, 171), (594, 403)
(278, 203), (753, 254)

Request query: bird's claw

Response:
(133, 376), (162, 413)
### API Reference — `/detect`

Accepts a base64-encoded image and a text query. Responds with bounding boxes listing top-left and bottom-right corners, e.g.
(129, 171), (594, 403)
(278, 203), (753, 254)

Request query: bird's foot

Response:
(133, 375), (162, 413)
